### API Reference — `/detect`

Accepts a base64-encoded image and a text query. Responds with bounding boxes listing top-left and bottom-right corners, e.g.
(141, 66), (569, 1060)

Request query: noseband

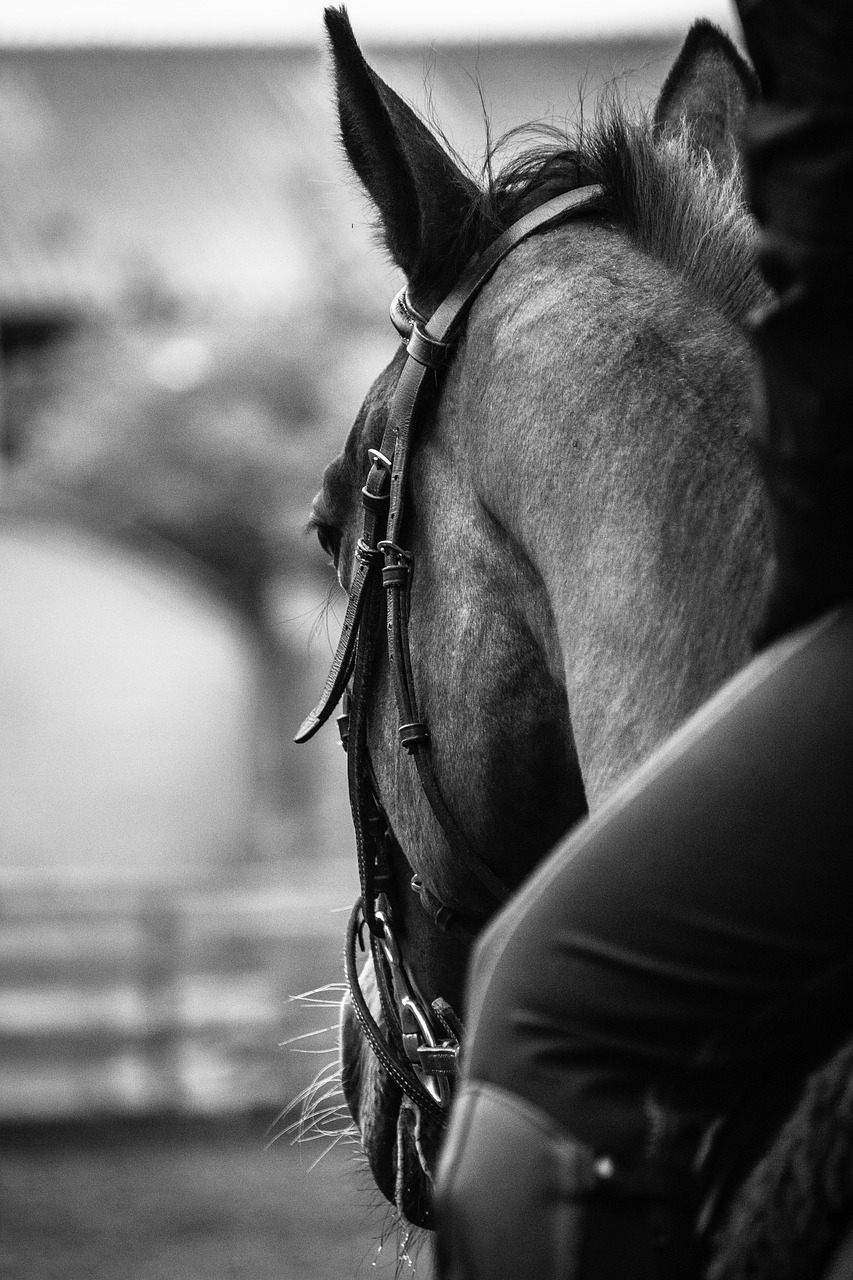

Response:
(296, 184), (604, 1120)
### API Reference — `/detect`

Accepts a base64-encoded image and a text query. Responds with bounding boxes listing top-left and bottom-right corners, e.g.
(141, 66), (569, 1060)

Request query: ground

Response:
(1, 1115), (434, 1280)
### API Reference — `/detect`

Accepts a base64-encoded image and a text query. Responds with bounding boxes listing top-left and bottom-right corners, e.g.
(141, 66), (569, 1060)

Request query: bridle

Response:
(296, 184), (605, 1122)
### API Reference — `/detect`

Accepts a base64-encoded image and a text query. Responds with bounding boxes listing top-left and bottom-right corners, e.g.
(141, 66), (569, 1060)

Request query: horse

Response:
(299, 3), (771, 1244)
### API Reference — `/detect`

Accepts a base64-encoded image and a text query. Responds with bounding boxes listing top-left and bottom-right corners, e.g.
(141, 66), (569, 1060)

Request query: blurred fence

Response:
(0, 880), (348, 1121)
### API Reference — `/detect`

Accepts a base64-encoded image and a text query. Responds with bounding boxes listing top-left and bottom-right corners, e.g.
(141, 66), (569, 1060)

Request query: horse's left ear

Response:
(654, 20), (760, 175)
(324, 6), (486, 308)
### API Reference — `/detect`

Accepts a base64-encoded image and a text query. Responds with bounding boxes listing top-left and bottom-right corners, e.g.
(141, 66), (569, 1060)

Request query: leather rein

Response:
(296, 184), (605, 1121)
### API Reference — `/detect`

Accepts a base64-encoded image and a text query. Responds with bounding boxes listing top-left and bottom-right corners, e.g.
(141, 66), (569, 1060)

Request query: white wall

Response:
(0, 515), (257, 880)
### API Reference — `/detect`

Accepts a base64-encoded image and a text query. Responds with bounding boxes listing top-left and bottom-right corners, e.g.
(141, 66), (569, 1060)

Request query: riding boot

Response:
(434, 1082), (703, 1280)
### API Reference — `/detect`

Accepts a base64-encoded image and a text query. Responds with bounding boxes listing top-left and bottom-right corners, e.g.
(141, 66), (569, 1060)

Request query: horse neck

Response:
(446, 218), (767, 806)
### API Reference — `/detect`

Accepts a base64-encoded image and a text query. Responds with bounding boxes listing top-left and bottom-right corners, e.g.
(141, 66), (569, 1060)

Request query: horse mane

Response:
(709, 1033), (853, 1280)
(451, 100), (766, 327)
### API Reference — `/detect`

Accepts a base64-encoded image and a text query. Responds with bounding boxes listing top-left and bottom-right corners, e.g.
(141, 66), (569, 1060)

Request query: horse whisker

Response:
(279, 1024), (340, 1047)
(295, 1124), (355, 1144)
(288, 982), (348, 1005)
(269, 1062), (343, 1134)
(306, 1128), (356, 1172)
(283, 1100), (348, 1135)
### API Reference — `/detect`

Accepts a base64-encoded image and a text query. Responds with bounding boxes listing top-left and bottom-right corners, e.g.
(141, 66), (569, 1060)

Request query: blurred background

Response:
(0, 2), (738, 1277)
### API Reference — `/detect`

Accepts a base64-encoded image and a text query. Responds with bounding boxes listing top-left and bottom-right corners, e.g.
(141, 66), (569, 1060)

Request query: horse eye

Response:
(316, 522), (339, 562)
(308, 492), (340, 565)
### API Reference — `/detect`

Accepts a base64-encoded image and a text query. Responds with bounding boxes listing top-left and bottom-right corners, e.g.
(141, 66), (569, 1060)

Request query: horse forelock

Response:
(480, 103), (765, 326)
(604, 121), (767, 325)
(405, 98), (766, 331)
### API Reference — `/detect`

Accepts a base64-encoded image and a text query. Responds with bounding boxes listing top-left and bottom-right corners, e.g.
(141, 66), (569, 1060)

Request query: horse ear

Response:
(324, 6), (485, 306)
(654, 20), (760, 175)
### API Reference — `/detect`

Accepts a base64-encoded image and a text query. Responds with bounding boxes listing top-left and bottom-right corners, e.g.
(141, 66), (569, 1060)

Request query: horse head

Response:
(303, 7), (767, 1229)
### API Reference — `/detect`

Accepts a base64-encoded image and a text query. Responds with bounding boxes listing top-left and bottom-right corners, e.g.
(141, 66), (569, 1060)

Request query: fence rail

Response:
(0, 880), (348, 1120)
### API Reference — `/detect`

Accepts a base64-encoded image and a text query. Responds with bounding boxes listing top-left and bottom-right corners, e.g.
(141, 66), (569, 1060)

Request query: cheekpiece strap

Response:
(293, 546), (377, 743)
(297, 183), (606, 896)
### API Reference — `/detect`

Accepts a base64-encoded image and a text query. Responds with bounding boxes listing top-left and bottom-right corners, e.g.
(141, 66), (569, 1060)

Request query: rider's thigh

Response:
(463, 603), (853, 1156)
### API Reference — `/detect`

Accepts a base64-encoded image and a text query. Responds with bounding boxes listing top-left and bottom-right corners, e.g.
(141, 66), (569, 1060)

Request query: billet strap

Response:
(294, 542), (378, 743)
(293, 445), (392, 743)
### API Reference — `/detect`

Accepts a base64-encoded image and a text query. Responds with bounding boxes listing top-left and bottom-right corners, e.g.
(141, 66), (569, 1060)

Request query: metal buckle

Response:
(374, 909), (452, 1105)
(377, 539), (413, 563)
(362, 449), (392, 514)
(368, 447), (393, 471)
(355, 538), (382, 565)
(336, 691), (350, 752)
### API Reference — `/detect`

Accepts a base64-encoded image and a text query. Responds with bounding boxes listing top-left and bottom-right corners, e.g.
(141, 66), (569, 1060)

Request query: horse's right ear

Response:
(654, 20), (760, 175)
(324, 6), (486, 309)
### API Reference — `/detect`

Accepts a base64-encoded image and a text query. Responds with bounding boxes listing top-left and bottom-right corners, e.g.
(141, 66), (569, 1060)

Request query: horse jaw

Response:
(339, 968), (443, 1229)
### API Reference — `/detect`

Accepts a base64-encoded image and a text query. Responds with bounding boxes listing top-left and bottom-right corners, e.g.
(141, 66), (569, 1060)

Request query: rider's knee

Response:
(434, 1082), (597, 1280)
(434, 1081), (703, 1280)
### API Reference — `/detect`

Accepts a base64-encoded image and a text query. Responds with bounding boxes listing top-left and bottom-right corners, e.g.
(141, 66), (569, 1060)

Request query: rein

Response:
(296, 183), (605, 1118)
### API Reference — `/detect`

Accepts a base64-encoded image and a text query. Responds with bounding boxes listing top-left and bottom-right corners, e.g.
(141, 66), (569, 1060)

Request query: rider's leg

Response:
(435, 6), (853, 1274)
(435, 605), (853, 1279)
(436, 1082), (701, 1280)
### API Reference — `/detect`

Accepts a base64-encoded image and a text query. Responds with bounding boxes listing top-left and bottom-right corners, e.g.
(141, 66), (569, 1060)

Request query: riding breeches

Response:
(435, 603), (853, 1279)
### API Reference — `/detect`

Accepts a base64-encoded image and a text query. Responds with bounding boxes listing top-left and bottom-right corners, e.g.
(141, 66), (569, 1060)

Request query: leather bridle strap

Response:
(294, 501), (386, 745)
(296, 181), (606, 1117)
(295, 184), (605, 905)
(295, 184), (604, 747)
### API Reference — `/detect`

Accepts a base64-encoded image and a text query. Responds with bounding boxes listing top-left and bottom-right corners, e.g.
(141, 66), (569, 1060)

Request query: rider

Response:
(434, 3), (853, 1277)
